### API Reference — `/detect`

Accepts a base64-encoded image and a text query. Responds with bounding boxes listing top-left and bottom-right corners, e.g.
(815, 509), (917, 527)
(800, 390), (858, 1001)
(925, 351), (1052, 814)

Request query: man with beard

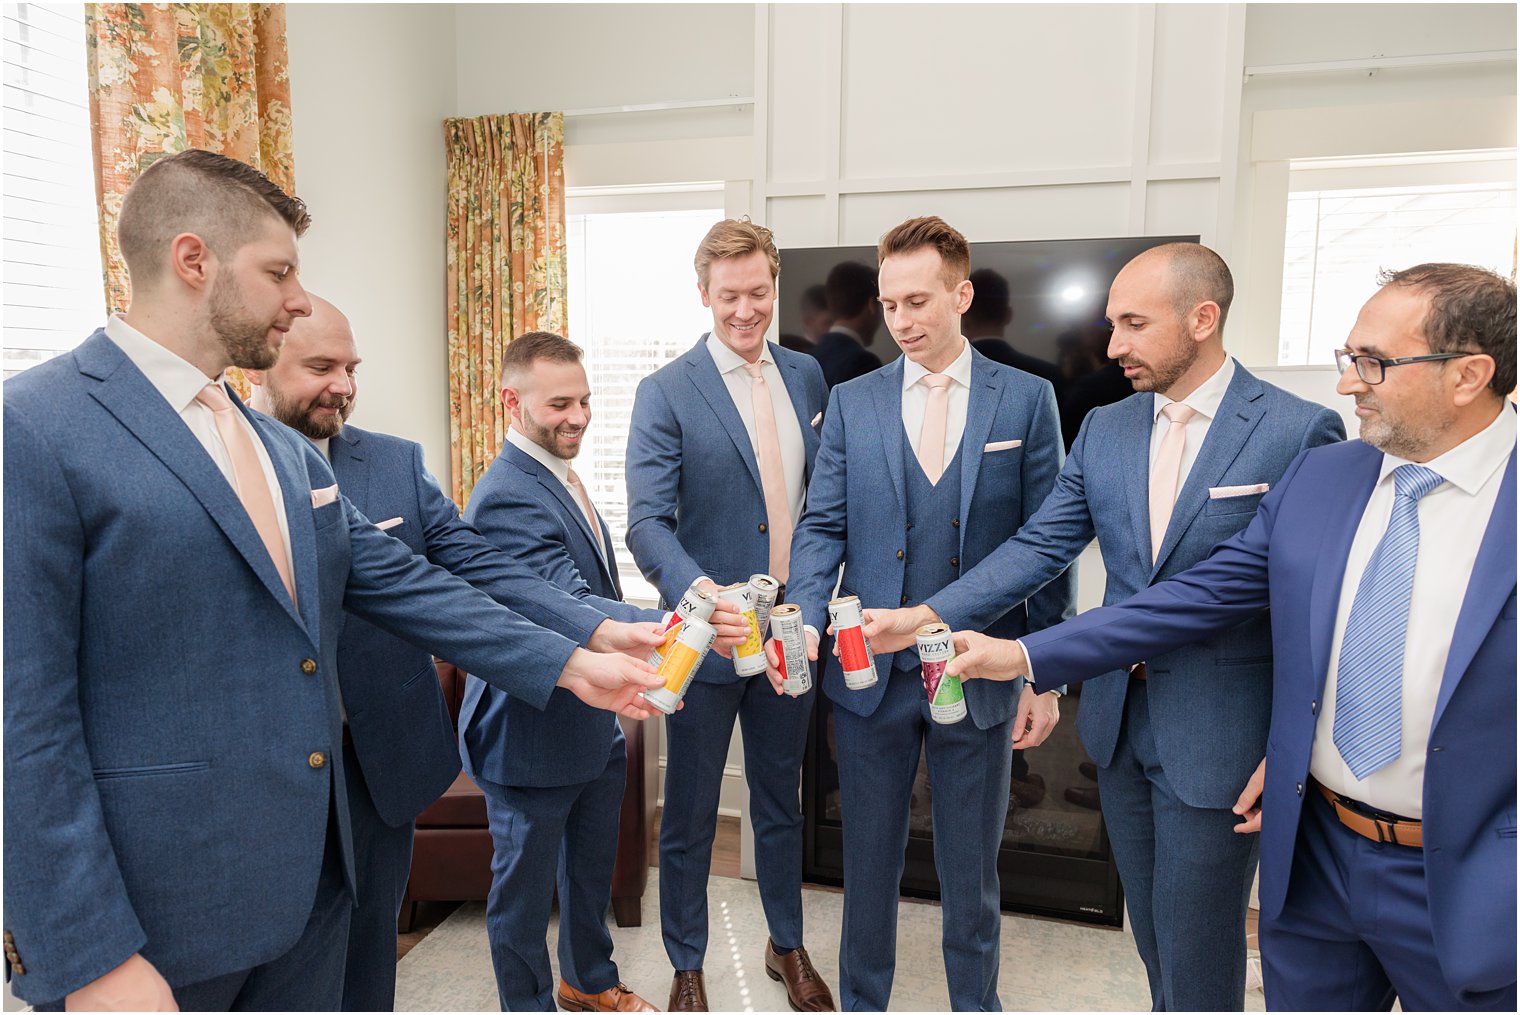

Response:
(946, 263), (1516, 1011)
(2, 149), (668, 1012)
(246, 298), (669, 1011)
(860, 243), (1343, 1010)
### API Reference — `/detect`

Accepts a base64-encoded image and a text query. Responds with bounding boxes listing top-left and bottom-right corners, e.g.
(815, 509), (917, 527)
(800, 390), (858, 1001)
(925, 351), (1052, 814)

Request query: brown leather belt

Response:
(1317, 781), (1422, 848)
(1130, 662), (1147, 681)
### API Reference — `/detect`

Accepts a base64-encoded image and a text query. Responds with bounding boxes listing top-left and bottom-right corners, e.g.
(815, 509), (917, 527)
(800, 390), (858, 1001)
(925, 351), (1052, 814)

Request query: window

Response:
(566, 186), (724, 602)
(3, 2), (105, 378)
(1278, 153), (1516, 367)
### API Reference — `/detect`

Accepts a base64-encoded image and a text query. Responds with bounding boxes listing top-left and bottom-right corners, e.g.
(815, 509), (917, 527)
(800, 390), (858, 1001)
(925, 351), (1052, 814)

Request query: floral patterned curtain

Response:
(444, 112), (567, 505)
(86, 3), (294, 396)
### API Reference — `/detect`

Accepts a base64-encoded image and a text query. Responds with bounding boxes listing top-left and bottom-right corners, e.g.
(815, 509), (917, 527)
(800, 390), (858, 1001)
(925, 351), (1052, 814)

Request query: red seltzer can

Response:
(748, 573), (780, 634)
(719, 583), (768, 677)
(769, 604), (812, 697)
(829, 595), (877, 689)
(648, 584), (716, 670)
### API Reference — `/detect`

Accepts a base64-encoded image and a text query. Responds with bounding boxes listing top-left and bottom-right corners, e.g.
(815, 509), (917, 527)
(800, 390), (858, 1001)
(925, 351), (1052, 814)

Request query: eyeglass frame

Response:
(1333, 348), (1481, 385)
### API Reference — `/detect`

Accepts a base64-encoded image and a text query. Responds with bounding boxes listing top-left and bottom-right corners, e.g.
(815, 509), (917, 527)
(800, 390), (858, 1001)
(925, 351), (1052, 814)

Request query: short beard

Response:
(1359, 406), (1449, 460)
(1129, 332), (1199, 393)
(210, 275), (279, 370)
(263, 385), (351, 440)
(519, 405), (581, 460)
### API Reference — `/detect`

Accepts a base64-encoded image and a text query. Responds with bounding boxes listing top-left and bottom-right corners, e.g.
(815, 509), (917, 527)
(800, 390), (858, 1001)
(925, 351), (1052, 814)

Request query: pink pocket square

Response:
(375, 516), (404, 531)
(1209, 483), (1269, 499)
(311, 484), (339, 509)
(984, 439), (1023, 453)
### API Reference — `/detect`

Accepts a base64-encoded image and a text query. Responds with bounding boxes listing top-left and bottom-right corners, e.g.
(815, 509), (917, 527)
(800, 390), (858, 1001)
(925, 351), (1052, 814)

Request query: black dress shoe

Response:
(1079, 760), (1098, 782)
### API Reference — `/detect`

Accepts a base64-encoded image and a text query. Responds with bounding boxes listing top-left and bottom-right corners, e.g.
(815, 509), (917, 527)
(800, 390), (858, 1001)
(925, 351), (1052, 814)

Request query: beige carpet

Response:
(394, 874), (1266, 1012)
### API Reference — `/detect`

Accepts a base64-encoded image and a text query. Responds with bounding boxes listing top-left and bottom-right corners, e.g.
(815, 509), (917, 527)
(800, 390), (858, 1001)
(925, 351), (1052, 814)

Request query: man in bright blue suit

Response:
(950, 263), (1516, 1012)
(862, 243), (1344, 1010)
(786, 216), (1075, 1011)
(459, 331), (675, 1013)
(246, 300), (664, 1011)
(1, 150), (663, 1012)
(626, 219), (835, 1011)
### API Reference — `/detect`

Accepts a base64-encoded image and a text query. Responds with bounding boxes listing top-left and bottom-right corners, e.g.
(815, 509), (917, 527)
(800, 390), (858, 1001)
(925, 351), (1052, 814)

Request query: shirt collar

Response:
(506, 425), (572, 484)
(705, 332), (772, 375)
(1376, 401), (1516, 496)
(105, 315), (227, 413)
(312, 437), (332, 460)
(1153, 356), (1235, 424)
(902, 337), (972, 393)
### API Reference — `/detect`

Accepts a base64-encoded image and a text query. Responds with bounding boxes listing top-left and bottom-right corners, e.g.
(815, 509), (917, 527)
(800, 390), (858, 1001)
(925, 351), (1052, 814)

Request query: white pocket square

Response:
(810, 412), (823, 427)
(1209, 483), (1269, 499)
(984, 439), (1023, 453)
(310, 484), (339, 508)
(375, 516), (404, 531)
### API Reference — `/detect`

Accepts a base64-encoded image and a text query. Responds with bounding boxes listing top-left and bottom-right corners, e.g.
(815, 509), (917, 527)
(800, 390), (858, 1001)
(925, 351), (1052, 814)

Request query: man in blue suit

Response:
(1, 150), (662, 1011)
(459, 331), (672, 1012)
(950, 263), (1516, 1011)
(786, 216), (1075, 1011)
(626, 219), (835, 1011)
(246, 299), (665, 1011)
(862, 243), (1344, 1009)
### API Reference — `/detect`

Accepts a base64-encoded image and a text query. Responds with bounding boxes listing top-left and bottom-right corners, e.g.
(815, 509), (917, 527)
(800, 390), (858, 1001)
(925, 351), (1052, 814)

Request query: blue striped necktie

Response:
(1333, 463), (1445, 780)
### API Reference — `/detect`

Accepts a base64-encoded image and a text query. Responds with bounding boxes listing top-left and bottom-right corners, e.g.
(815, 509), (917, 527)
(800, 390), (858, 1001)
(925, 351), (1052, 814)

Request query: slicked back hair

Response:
(500, 330), (584, 389)
(1380, 263), (1517, 396)
(877, 216), (970, 289)
(694, 218), (780, 288)
(117, 149), (311, 288)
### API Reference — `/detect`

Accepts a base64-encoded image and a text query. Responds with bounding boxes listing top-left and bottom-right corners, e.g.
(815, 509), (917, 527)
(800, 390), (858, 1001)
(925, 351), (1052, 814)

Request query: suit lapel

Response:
(958, 353), (1005, 531)
(873, 359), (908, 513)
(246, 406), (320, 636)
(509, 444), (616, 585)
(1432, 449), (1516, 727)
(1153, 367), (1267, 576)
(777, 347), (821, 473)
(328, 428), (369, 513)
(1123, 394), (1155, 568)
(1308, 448), (1383, 693)
(684, 339), (764, 496)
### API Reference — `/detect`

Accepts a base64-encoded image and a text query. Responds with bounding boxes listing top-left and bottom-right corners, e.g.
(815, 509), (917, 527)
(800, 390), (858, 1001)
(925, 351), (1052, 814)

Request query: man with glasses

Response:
(948, 263), (1517, 1012)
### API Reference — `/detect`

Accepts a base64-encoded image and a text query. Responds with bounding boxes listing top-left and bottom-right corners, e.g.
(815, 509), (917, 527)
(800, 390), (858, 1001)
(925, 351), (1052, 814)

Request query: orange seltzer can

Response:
(648, 583), (717, 670)
(770, 603), (812, 697)
(644, 615), (717, 715)
(719, 582), (768, 677)
(830, 594), (877, 689)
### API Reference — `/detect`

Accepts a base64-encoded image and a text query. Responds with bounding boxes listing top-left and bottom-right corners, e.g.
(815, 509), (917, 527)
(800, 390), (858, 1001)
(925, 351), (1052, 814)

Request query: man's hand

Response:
(66, 953), (177, 1011)
(763, 628), (820, 695)
(696, 580), (750, 659)
(557, 648), (667, 720)
(1232, 758), (1266, 834)
(946, 631), (1029, 682)
(1011, 684), (1060, 749)
(861, 605), (939, 655)
(588, 619), (665, 660)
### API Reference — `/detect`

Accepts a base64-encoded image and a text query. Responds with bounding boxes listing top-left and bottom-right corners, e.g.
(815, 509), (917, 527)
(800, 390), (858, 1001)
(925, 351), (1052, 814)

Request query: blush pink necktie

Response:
(566, 466), (606, 558)
(196, 383), (296, 603)
(917, 373), (955, 484)
(743, 361), (792, 583)
(1149, 402), (1198, 563)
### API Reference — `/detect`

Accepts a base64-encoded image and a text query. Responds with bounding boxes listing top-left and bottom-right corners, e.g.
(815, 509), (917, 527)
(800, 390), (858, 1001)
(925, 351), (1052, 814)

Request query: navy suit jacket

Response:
(930, 364), (1344, 806)
(1021, 435), (1517, 1001)
(808, 330), (883, 390)
(461, 441), (652, 787)
(330, 425), (625, 824)
(626, 337), (828, 685)
(2, 332), (588, 1002)
(788, 347), (1076, 729)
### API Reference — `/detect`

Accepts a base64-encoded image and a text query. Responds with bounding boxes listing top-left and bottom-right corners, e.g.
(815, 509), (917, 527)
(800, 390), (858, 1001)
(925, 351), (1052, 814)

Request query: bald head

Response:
(248, 294), (361, 439)
(1120, 243), (1234, 337)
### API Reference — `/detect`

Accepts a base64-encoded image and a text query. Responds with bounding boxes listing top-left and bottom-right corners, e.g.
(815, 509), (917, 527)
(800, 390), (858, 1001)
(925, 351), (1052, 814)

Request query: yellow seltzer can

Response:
(644, 616), (718, 715)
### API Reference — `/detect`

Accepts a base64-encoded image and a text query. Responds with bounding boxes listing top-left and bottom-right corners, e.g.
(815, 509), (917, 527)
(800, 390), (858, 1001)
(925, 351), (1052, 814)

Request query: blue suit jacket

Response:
(929, 364), (1344, 805)
(1, 332), (588, 1002)
(330, 425), (623, 824)
(1021, 436), (1517, 1001)
(626, 337), (828, 685)
(788, 347), (1076, 729)
(460, 441), (652, 786)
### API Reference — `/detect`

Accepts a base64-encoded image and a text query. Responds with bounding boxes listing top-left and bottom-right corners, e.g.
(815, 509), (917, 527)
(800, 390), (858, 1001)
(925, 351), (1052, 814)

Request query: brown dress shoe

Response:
(1064, 785), (1102, 809)
(668, 970), (707, 1012)
(556, 979), (659, 1012)
(764, 939), (837, 1011)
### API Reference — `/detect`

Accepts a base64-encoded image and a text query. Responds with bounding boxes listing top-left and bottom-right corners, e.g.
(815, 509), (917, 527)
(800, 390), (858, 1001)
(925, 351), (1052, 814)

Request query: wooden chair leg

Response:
(611, 894), (641, 928)
(398, 899), (418, 934)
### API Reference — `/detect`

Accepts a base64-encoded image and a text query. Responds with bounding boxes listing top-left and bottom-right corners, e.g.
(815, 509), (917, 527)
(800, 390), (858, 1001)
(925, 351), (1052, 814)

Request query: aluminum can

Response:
(748, 573), (781, 634)
(769, 604), (812, 697)
(719, 583), (768, 677)
(648, 584), (717, 670)
(830, 595), (877, 689)
(643, 616), (717, 715)
(917, 622), (967, 724)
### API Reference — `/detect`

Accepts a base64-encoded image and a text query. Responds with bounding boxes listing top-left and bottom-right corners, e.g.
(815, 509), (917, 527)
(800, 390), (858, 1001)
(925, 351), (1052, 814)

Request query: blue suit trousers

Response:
(1260, 789), (1517, 1012)
(1098, 683), (1259, 1011)
(660, 676), (812, 970)
(833, 668), (1014, 1012)
(479, 742), (627, 1011)
(339, 739), (414, 1011)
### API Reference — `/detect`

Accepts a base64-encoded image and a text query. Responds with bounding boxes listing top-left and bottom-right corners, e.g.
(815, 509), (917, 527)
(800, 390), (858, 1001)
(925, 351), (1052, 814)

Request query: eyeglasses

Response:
(1333, 349), (1479, 385)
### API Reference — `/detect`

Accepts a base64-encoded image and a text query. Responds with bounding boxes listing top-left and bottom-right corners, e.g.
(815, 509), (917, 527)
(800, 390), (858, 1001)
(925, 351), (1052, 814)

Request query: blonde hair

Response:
(694, 218), (780, 287)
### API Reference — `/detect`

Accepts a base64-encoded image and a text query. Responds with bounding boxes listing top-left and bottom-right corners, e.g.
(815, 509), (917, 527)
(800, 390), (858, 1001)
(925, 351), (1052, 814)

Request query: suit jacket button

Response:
(951, 557), (959, 567)
(906, 522), (914, 531)
(901, 595), (909, 605)
(896, 549), (904, 560)
(952, 518), (960, 528)
(1296, 782), (1303, 796)
(309, 751), (327, 769)
(300, 658), (318, 675)
(759, 523), (768, 533)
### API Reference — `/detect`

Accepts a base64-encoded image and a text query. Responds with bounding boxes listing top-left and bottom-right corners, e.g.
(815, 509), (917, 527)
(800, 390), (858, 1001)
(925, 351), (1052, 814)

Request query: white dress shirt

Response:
(505, 427), (607, 561)
(1311, 404), (1515, 818)
(1148, 356), (1235, 479)
(901, 338), (973, 469)
(705, 334), (807, 524)
(104, 315), (296, 585)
